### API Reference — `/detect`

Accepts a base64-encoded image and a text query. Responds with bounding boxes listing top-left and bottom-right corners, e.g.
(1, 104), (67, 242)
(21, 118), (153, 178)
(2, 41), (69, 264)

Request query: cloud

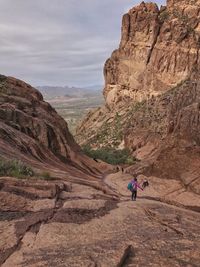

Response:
(0, 0), (166, 87)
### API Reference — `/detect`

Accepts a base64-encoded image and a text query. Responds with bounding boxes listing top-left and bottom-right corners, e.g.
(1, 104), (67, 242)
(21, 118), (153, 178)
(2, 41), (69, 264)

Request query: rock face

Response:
(0, 75), (78, 157)
(124, 78), (200, 193)
(103, 1), (200, 108)
(0, 74), (108, 177)
(76, 1), (200, 190)
(77, 0), (200, 140)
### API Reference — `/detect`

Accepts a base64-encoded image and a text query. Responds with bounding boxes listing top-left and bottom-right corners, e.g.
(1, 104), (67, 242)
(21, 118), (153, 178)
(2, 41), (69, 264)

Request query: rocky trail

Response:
(0, 171), (200, 267)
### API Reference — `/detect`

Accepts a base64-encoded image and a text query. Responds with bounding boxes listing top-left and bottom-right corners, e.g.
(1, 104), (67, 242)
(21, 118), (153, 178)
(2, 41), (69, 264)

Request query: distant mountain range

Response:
(36, 85), (103, 99)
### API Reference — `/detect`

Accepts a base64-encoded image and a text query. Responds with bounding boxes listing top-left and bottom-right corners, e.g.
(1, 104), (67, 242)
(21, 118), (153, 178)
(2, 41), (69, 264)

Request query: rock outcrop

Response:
(1, 173), (200, 267)
(103, 0), (200, 108)
(0, 74), (109, 178)
(76, 1), (200, 191)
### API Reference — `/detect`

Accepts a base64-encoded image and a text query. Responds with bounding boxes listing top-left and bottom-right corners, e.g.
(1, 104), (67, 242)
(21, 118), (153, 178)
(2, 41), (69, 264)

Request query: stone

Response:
(0, 75), (112, 177)
(76, 1), (200, 195)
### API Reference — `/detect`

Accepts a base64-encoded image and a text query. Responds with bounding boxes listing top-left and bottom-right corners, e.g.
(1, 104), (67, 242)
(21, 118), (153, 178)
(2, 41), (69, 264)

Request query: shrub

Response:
(39, 171), (52, 180)
(0, 159), (34, 178)
(166, 79), (190, 96)
(0, 75), (6, 82)
(82, 146), (136, 165)
(159, 11), (169, 22)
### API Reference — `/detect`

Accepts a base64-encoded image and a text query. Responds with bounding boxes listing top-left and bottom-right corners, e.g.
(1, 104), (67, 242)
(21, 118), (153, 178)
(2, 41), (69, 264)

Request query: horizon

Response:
(36, 84), (103, 88)
(0, 0), (166, 87)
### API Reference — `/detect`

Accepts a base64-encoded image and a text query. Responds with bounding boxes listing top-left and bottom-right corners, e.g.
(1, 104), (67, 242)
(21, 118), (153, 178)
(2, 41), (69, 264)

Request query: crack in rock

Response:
(117, 245), (135, 267)
(0, 184), (67, 266)
(143, 208), (184, 236)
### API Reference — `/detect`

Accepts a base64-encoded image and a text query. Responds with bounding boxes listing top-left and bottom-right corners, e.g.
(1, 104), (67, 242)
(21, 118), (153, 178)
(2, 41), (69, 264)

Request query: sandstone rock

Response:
(1, 173), (200, 267)
(76, 1), (200, 193)
(103, 1), (200, 108)
(0, 75), (113, 178)
(76, 0), (200, 144)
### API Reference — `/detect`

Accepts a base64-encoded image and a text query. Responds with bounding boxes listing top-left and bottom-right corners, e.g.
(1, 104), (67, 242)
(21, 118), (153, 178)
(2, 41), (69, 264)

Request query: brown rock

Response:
(76, 1), (200, 193)
(1, 173), (200, 267)
(103, 1), (200, 108)
(0, 74), (112, 177)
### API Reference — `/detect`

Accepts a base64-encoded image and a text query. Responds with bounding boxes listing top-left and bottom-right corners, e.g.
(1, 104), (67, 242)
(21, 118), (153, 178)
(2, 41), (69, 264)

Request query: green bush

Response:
(39, 171), (52, 180)
(82, 145), (136, 165)
(0, 159), (34, 178)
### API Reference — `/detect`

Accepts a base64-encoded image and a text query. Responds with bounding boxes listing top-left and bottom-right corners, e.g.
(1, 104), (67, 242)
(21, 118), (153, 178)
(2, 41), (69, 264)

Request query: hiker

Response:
(121, 167), (124, 173)
(127, 177), (143, 201)
(142, 179), (149, 189)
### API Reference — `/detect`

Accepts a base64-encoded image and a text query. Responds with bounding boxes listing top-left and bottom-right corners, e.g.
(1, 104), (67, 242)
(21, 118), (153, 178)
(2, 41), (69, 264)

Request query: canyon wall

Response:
(76, 1), (200, 187)
(103, 1), (200, 108)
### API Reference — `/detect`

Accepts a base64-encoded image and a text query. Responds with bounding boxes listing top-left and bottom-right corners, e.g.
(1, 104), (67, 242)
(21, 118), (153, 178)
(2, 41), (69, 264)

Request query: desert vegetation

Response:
(0, 158), (34, 178)
(82, 145), (136, 165)
(159, 10), (170, 22)
(0, 158), (54, 180)
(38, 171), (53, 180)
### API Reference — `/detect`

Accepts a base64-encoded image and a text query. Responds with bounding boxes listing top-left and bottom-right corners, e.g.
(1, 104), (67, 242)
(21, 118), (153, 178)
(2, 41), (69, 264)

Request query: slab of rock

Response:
(0, 74), (110, 178)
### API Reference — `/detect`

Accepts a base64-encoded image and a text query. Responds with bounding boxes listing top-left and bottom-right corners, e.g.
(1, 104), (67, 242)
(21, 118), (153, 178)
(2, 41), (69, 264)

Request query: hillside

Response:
(0, 74), (107, 178)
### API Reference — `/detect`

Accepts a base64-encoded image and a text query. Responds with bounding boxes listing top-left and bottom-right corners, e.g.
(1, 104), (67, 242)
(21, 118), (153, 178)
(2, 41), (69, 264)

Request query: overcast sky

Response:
(0, 0), (166, 87)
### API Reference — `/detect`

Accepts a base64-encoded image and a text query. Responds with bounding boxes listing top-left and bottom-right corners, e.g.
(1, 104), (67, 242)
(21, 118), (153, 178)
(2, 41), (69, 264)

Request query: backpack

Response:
(127, 182), (133, 191)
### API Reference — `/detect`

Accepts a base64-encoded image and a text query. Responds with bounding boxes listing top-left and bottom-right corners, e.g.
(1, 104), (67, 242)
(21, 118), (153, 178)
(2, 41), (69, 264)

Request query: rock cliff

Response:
(76, 1), (200, 189)
(103, 0), (200, 108)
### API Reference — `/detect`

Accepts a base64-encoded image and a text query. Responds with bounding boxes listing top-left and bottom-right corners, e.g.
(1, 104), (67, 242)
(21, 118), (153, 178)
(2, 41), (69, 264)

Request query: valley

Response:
(48, 93), (103, 134)
(38, 86), (104, 134)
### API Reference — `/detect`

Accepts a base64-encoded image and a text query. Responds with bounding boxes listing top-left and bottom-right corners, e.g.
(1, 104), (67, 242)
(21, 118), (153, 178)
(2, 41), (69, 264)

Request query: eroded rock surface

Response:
(103, 0), (200, 108)
(1, 173), (200, 267)
(0, 74), (113, 178)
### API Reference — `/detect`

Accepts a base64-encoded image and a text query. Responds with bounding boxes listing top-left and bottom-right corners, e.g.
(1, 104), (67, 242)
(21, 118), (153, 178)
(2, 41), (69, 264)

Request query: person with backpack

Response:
(127, 177), (143, 201)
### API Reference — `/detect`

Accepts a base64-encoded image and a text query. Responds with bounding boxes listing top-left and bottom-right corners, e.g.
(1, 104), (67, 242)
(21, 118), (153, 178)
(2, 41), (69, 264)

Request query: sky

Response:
(0, 0), (166, 87)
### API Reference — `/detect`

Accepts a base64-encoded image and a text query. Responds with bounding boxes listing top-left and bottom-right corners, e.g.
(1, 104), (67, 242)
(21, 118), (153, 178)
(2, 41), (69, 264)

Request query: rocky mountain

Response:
(102, 0), (200, 108)
(76, 1), (200, 191)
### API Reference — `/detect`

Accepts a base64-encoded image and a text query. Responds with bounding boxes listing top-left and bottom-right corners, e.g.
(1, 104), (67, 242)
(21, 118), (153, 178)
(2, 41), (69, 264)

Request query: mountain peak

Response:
(102, 0), (200, 108)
